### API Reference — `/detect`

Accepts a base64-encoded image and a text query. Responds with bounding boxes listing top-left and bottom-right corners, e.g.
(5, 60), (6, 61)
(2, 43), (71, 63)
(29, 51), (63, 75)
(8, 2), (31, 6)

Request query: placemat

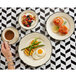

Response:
(0, 7), (76, 70)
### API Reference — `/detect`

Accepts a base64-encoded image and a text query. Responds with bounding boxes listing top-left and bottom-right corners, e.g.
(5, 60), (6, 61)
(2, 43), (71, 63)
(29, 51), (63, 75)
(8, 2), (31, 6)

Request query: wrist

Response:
(6, 56), (13, 61)
(7, 58), (14, 69)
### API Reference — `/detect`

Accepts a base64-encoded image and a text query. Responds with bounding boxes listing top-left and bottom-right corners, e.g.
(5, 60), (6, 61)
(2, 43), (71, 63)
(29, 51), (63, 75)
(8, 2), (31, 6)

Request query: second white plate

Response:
(46, 12), (74, 40)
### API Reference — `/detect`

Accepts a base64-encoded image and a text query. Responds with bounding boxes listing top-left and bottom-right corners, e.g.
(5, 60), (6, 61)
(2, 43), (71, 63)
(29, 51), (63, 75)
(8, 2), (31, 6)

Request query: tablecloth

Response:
(0, 7), (76, 70)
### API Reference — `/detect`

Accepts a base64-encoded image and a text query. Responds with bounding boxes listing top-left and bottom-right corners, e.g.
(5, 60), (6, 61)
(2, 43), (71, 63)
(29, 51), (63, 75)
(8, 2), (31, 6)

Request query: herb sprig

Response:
(63, 21), (67, 25)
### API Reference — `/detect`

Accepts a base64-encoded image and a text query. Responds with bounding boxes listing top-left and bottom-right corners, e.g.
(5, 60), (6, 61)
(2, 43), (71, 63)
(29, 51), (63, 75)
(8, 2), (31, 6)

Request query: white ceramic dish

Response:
(18, 33), (52, 67)
(2, 27), (19, 44)
(19, 10), (39, 30)
(46, 12), (75, 40)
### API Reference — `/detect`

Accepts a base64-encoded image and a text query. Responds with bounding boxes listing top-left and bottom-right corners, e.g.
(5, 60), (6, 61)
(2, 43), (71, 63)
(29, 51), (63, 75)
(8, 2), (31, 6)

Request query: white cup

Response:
(2, 27), (19, 44)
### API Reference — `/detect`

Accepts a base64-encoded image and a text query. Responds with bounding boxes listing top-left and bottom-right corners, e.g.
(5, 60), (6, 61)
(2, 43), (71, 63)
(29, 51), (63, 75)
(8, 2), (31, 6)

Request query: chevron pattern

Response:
(0, 7), (76, 70)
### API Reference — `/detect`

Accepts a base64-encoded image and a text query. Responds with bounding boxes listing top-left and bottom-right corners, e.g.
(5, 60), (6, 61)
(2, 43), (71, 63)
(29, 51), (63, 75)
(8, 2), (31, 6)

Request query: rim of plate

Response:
(18, 10), (39, 30)
(18, 32), (52, 67)
(46, 12), (75, 41)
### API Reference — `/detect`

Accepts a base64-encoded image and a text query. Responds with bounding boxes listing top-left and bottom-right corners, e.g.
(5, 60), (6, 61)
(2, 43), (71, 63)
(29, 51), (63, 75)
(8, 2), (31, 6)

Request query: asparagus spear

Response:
(21, 41), (41, 51)
(29, 44), (45, 54)
(26, 41), (41, 48)
(29, 46), (33, 54)
(31, 38), (38, 45)
(21, 38), (44, 54)
(21, 48), (26, 51)
(34, 41), (41, 45)
(32, 45), (45, 49)
(22, 44), (45, 54)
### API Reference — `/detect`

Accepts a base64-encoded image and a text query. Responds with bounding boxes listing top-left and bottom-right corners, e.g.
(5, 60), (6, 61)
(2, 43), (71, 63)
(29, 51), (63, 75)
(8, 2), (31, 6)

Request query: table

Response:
(0, 7), (76, 70)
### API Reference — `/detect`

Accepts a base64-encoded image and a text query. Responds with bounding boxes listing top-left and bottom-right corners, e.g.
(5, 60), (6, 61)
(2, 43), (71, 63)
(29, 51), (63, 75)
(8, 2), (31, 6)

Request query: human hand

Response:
(1, 42), (12, 60)
(1, 42), (14, 69)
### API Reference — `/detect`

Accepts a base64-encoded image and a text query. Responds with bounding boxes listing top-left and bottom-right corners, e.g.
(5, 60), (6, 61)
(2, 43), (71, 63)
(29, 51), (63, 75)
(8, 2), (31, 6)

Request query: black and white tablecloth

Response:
(0, 7), (76, 70)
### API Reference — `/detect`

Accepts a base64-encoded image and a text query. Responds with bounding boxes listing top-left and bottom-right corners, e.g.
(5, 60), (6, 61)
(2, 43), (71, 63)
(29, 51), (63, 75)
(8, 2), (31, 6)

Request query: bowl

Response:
(18, 10), (39, 30)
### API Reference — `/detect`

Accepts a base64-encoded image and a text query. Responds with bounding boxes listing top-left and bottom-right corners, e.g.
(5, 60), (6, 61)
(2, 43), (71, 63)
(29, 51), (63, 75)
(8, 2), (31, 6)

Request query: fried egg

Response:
(32, 48), (46, 60)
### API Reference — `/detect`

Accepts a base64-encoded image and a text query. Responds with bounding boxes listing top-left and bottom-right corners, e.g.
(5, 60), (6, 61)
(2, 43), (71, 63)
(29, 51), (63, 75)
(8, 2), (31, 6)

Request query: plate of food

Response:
(18, 33), (52, 67)
(46, 12), (74, 40)
(19, 10), (39, 30)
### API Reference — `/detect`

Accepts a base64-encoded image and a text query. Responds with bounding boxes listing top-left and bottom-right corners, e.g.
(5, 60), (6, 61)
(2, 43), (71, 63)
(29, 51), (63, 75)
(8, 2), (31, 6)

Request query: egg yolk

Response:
(38, 49), (43, 54)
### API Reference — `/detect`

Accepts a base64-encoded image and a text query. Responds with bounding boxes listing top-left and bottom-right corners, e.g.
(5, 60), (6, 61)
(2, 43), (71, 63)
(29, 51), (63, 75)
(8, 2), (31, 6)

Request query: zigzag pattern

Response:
(0, 7), (76, 70)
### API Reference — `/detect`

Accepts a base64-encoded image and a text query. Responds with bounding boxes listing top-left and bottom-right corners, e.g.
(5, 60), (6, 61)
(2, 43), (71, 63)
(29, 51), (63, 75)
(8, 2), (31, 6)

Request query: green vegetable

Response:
(21, 38), (45, 55)
(34, 41), (41, 45)
(32, 45), (45, 49)
(29, 46), (33, 54)
(56, 26), (59, 30)
(21, 38), (39, 51)
(32, 38), (38, 45)
(29, 45), (45, 54)
(63, 21), (67, 25)
(25, 41), (41, 49)
(21, 48), (26, 51)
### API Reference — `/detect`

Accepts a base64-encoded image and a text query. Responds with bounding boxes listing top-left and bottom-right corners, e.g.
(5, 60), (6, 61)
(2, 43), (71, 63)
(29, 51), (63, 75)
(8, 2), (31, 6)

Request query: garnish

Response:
(63, 21), (67, 25)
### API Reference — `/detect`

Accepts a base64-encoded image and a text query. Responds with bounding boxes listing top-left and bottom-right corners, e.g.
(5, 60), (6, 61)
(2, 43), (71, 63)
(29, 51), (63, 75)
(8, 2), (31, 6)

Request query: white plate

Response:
(46, 12), (75, 40)
(19, 10), (39, 30)
(18, 33), (52, 67)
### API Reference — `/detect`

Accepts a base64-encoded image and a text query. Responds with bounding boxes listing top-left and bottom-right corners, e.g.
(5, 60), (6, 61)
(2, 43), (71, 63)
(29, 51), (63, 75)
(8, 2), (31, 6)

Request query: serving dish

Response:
(46, 12), (74, 40)
(18, 33), (52, 67)
(19, 10), (39, 30)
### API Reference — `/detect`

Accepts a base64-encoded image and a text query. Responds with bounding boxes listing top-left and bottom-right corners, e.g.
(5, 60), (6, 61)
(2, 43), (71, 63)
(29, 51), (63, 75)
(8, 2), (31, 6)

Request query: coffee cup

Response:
(2, 27), (19, 44)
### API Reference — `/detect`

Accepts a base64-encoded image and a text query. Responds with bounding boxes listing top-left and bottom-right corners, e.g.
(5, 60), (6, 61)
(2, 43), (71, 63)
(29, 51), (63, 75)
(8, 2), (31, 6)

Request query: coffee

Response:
(5, 30), (14, 40)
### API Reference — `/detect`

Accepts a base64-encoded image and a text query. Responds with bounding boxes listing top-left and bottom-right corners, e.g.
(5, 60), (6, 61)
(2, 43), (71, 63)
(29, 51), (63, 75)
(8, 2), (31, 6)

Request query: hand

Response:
(1, 42), (12, 60)
(1, 42), (14, 69)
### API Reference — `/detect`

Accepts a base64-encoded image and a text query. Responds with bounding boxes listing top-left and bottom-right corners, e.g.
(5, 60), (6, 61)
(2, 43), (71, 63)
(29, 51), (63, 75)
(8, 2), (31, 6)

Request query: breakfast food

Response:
(53, 17), (64, 27)
(21, 38), (45, 60)
(22, 14), (35, 27)
(59, 25), (68, 34)
(52, 17), (69, 35)
(32, 48), (46, 60)
(52, 25), (59, 33)
(19, 10), (39, 30)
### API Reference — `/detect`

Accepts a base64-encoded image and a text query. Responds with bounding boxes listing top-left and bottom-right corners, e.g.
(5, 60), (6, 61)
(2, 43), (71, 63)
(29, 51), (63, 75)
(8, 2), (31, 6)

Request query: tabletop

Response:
(0, 7), (76, 70)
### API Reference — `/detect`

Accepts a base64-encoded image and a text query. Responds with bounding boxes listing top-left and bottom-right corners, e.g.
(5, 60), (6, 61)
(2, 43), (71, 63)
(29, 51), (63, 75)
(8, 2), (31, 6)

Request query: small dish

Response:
(46, 12), (75, 40)
(2, 27), (19, 44)
(19, 10), (39, 30)
(18, 33), (52, 67)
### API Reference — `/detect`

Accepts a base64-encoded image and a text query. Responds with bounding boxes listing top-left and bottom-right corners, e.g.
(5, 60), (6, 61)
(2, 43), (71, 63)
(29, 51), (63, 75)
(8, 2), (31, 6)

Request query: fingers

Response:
(4, 42), (10, 50)
(1, 42), (10, 52)
(1, 42), (5, 52)
(1, 42), (12, 59)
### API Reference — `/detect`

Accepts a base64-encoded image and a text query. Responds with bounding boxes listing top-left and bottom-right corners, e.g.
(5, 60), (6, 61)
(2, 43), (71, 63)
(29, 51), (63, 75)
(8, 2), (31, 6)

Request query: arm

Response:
(1, 42), (15, 70)
(6, 57), (14, 69)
